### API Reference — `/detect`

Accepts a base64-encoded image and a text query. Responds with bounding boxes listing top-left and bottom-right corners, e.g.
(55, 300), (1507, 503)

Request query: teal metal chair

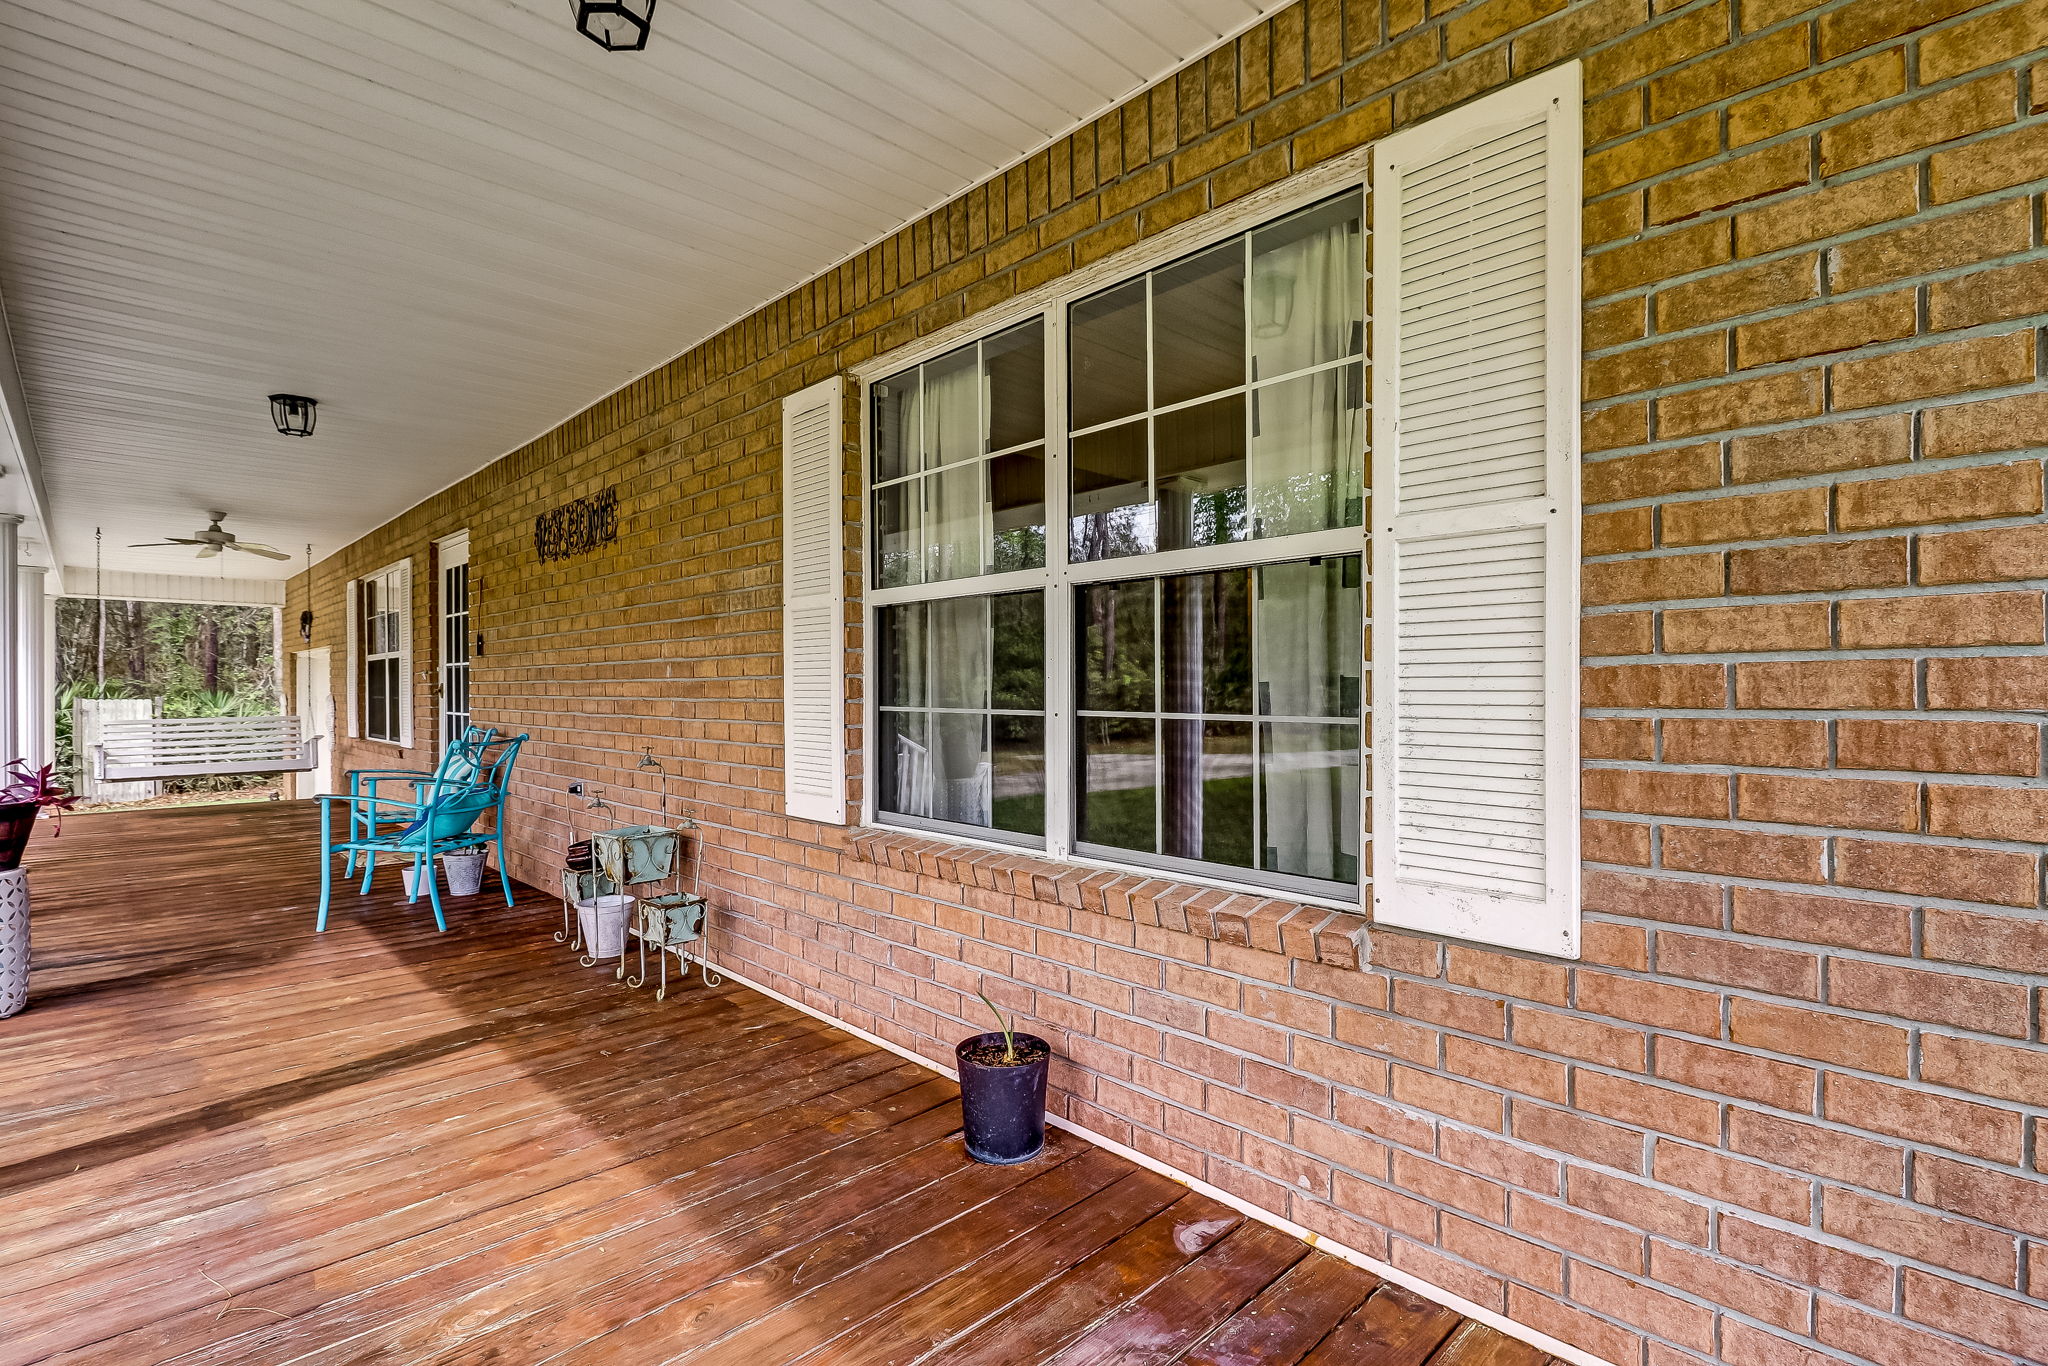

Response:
(342, 726), (496, 877)
(317, 730), (527, 932)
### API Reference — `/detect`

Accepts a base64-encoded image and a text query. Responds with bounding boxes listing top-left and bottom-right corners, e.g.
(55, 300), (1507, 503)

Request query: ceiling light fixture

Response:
(574, 0), (656, 51)
(268, 394), (317, 437)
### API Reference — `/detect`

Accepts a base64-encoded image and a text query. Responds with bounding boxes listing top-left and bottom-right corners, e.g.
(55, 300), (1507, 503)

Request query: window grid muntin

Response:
(864, 184), (1368, 904)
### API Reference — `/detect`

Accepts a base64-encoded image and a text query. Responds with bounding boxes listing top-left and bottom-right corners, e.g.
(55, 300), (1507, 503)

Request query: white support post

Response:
(0, 517), (21, 765)
(16, 566), (47, 770)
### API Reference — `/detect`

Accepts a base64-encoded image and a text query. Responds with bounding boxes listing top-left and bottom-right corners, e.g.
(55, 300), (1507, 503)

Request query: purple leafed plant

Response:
(2, 762), (77, 836)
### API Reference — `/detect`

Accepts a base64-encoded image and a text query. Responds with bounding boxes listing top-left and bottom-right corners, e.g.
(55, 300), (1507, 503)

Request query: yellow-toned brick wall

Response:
(293, 4), (2048, 1362)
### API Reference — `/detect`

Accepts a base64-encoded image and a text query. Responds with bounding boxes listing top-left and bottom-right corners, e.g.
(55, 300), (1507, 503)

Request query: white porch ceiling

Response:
(0, 0), (1284, 588)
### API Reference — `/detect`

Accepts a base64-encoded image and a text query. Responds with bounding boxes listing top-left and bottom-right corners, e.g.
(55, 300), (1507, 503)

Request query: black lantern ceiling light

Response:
(574, 0), (655, 51)
(268, 393), (317, 437)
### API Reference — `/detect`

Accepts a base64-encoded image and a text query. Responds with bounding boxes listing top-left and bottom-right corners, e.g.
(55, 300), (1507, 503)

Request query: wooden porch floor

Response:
(0, 801), (1557, 1365)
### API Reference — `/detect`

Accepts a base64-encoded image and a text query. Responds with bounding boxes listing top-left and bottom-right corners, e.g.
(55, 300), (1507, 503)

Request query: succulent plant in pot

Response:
(957, 990), (1051, 1165)
(0, 762), (75, 872)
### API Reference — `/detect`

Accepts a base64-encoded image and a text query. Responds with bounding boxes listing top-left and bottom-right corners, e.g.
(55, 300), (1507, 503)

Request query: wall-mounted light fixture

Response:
(299, 609), (314, 642)
(269, 394), (318, 437)
(574, 0), (655, 50)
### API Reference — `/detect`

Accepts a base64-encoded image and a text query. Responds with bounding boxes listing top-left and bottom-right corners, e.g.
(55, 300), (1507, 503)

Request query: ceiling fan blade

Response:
(130, 538), (206, 547)
(230, 543), (293, 561)
(196, 544), (223, 558)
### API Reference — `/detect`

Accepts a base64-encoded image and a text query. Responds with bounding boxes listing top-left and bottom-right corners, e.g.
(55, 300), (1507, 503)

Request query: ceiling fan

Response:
(130, 512), (292, 562)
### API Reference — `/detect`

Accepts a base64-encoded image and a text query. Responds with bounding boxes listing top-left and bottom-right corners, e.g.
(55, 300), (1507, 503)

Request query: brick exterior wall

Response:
(289, 3), (2048, 1362)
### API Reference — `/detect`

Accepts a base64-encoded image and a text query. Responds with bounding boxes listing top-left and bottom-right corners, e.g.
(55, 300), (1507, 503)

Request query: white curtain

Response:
(928, 595), (991, 825)
(1248, 209), (1365, 539)
(1258, 560), (1364, 882)
(921, 351), (986, 580)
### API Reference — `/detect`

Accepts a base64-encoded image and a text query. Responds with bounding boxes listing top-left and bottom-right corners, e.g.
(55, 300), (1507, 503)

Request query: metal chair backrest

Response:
(412, 730), (527, 845)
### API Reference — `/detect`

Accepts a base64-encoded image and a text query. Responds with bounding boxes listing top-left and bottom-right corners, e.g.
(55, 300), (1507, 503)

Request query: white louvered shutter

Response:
(344, 578), (360, 739)
(1369, 64), (1582, 958)
(781, 377), (848, 823)
(395, 559), (414, 749)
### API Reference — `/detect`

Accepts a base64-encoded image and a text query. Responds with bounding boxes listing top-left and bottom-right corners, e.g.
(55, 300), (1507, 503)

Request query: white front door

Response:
(294, 648), (335, 798)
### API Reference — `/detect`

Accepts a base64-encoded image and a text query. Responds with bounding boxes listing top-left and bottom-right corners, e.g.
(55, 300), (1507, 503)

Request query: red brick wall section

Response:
(290, 3), (2048, 1363)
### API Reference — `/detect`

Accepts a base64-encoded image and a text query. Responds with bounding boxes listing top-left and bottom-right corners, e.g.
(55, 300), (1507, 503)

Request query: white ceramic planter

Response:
(442, 850), (487, 897)
(0, 868), (27, 1019)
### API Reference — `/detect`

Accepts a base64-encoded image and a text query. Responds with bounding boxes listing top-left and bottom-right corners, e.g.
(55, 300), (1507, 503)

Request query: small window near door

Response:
(439, 535), (471, 746)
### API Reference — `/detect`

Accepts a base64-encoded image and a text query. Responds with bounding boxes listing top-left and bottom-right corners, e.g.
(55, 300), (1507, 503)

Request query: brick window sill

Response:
(847, 827), (1370, 972)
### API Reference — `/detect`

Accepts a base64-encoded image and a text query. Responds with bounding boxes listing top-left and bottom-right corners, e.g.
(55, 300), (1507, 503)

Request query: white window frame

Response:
(354, 558), (412, 748)
(437, 532), (471, 751)
(857, 154), (1376, 911)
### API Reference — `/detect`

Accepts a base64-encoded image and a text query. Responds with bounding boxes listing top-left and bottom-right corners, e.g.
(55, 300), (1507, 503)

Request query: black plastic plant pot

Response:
(0, 802), (37, 872)
(956, 1031), (1051, 1165)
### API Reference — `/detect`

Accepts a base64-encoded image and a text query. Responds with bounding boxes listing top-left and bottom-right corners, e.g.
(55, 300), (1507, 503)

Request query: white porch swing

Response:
(86, 522), (320, 785)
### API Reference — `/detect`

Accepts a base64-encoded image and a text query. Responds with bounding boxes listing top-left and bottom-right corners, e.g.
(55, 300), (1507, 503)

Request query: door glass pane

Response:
(1257, 558), (1364, 719)
(925, 463), (984, 583)
(1156, 393), (1248, 551)
(924, 346), (980, 469)
(1161, 570), (1252, 715)
(1249, 363), (1364, 539)
(1160, 719), (1254, 869)
(1249, 193), (1365, 381)
(1070, 419), (1151, 562)
(927, 596), (989, 710)
(984, 322), (1045, 452)
(992, 716), (1045, 836)
(1080, 716), (1156, 853)
(1152, 242), (1244, 408)
(991, 592), (1045, 710)
(872, 371), (920, 482)
(1070, 279), (1147, 431)
(874, 482), (921, 589)
(1261, 722), (1362, 883)
(990, 447), (1046, 571)
(1080, 580), (1155, 713)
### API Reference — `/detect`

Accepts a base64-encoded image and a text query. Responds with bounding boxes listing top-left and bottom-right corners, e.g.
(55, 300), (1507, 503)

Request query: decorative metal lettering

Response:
(535, 487), (619, 564)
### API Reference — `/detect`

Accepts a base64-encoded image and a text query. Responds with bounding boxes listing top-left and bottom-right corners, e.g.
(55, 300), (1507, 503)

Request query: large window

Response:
(869, 191), (1368, 901)
(357, 562), (408, 744)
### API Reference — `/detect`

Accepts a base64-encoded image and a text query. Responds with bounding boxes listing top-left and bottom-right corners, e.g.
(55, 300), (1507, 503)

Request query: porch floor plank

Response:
(0, 802), (1551, 1365)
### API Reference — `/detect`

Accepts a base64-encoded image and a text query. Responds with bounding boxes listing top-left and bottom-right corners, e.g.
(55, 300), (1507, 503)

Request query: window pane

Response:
(1080, 716), (1155, 853)
(1261, 722), (1362, 884)
(878, 710), (930, 818)
(1258, 557), (1364, 719)
(992, 716), (1045, 836)
(1070, 279), (1147, 431)
(990, 447), (1046, 571)
(991, 592), (1045, 710)
(925, 463), (984, 583)
(1070, 419), (1152, 562)
(1249, 363), (1364, 539)
(984, 322), (1044, 452)
(931, 711), (991, 826)
(872, 370), (920, 482)
(1080, 579), (1154, 713)
(1161, 570), (1251, 716)
(1152, 242), (1244, 408)
(924, 346), (980, 469)
(927, 596), (990, 710)
(1161, 719), (1254, 869)
(874, 482), (922, 589)
(1156, 393), (1248, 551)
(877, 603), (927, 708)
(1250, 193), (1364, 381)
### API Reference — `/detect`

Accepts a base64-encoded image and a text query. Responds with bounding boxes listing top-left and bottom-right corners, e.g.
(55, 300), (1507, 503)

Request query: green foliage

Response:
(53, 598), (281, 796)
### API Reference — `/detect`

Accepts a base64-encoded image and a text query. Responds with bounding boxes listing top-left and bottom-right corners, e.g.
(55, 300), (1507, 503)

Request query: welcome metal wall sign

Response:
(535, 487), (620, 564)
